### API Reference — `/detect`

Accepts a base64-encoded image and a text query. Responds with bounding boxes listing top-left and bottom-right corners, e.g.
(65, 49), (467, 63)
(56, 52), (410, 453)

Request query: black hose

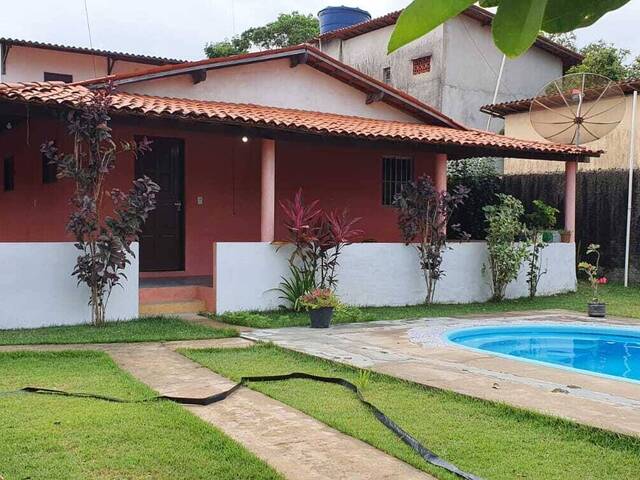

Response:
(3, 373), (482, 480)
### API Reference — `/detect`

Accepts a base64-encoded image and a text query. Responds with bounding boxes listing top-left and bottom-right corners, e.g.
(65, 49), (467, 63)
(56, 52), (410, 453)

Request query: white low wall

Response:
(0, 243), (139, 329)
(215, 242), (577, 313)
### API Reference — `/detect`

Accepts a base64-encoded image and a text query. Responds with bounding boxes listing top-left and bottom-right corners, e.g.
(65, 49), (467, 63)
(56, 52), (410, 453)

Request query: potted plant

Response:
(578, 244), (607, 318)
(299, 288), (340, 328)
(560, 230), (573, 243)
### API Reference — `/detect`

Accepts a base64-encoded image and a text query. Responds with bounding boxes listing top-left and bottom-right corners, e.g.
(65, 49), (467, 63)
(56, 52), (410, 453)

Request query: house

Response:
(482, 79), (638, 174)
(0, 44), (598, 325)
(314, 5), (582, 133)
(0, 37), (183, 84)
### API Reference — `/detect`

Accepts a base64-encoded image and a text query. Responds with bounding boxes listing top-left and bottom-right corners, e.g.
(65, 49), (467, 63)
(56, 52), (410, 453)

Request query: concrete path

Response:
(244, 312), (640, 437)
(1, 338), (432, 480)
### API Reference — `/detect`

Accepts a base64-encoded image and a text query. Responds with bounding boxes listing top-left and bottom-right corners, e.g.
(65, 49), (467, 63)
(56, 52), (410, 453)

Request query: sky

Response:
(0, 0), (639, 61)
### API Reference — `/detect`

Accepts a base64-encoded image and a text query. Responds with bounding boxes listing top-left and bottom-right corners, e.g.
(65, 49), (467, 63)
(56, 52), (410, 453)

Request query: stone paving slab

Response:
(0, 338), (433, 480)
(243, 312), (640, 437)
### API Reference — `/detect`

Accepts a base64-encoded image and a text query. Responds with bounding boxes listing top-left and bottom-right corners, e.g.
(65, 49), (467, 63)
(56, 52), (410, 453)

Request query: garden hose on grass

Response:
(2, 372), (482, 480)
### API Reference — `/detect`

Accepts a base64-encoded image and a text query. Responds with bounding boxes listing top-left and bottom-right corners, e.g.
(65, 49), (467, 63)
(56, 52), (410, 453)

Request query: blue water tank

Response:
(318, 6), (371, 35)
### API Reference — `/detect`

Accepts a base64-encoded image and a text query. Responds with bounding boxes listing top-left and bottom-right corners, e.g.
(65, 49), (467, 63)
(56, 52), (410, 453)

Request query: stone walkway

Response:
(244, 312), (640, 437)
(0, 338), (432, 480)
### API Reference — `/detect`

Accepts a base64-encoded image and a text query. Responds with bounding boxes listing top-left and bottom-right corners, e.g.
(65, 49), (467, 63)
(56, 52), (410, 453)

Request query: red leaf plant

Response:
(277, 189), (363, 309)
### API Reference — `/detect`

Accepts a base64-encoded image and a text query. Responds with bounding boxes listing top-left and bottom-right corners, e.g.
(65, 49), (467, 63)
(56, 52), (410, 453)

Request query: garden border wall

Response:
(214, 242), (576, 313)
(0, 242), (139, 329)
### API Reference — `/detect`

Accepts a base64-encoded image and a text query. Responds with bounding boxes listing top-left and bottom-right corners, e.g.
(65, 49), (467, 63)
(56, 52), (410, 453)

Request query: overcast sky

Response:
(1, 0), (639, 61)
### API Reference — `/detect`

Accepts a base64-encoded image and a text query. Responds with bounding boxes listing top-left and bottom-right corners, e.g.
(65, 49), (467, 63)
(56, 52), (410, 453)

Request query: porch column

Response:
(564, 160), (577, 242)
(434, 153), (447, 193)
(261, 138), (276, 242)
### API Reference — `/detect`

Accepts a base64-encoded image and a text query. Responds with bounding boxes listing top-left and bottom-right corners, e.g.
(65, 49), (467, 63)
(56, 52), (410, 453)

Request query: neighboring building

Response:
(314, 5), (582, 133)
(0, 45), (596, 319)
(482, 79), (638, 174)
(0, 37), (183, 84)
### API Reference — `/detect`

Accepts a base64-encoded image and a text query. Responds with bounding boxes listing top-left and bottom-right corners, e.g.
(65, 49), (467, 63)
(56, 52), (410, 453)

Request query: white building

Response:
(0, 37), (183, 84)
(315, 5), (582, 133)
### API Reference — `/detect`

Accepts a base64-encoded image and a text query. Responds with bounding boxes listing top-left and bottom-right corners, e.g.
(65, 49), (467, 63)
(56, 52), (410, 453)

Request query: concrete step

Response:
(140, 299), (206, 316)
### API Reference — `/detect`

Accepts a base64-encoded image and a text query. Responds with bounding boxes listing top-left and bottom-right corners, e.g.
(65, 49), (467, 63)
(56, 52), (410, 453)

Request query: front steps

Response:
(139, 280), (214, 316)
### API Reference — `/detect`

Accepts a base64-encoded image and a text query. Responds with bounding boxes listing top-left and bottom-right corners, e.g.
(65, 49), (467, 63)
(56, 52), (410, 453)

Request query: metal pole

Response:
(486, 54), (507, 131)
(624, 90), (637, 287)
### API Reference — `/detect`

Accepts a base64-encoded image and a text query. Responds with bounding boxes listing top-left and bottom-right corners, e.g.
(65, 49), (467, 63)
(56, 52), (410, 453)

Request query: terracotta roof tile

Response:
(0, 82), (600, 159)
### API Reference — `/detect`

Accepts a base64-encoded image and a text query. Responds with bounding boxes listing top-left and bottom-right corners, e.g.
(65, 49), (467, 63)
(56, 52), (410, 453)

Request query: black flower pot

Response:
(309, 307), (334, 328)
(588, 302), (606, 318)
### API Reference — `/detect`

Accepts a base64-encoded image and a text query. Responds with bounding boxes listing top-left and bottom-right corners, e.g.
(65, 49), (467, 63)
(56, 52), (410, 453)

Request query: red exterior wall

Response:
(0, 117), (438, 276)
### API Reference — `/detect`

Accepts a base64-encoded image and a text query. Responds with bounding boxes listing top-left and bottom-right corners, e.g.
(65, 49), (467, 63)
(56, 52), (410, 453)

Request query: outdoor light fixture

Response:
(241, 136), (249, 143)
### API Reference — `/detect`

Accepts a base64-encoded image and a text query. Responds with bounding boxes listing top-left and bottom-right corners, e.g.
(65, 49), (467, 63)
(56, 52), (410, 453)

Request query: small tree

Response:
(42, 85), (160, 326)
(524, 200), (559, 298)
(483, 194), (529, 302)
(395, 175), (468, 304)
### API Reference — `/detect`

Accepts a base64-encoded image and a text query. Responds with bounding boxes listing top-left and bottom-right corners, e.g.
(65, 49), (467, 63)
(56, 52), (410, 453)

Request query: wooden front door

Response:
(135, 137), (185, 272)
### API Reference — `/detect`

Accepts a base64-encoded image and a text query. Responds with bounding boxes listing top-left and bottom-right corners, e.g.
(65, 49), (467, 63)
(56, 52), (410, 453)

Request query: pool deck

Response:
(243, 311), (640, 437)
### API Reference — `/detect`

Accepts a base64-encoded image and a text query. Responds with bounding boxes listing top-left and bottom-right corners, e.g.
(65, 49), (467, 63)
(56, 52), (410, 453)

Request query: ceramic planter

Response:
(309, 307), (334, 328)
(588, 302), (606, 318)
(560, 231), (572, 243)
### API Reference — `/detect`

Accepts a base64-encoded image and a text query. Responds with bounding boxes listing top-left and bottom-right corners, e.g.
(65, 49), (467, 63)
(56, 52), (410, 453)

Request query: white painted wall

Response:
(119, 59), (419, 123)
(1, 45), (166, 83)
(215, 242), (576, 313)
(0, 242), (139, 329)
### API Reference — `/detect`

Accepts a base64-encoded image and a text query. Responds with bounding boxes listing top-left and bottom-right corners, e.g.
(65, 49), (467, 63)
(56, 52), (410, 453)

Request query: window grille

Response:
(382, 156), (414, 206)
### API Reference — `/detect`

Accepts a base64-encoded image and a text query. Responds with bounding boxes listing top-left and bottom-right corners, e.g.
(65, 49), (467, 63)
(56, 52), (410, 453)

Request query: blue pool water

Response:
(446, 324), (640, 382)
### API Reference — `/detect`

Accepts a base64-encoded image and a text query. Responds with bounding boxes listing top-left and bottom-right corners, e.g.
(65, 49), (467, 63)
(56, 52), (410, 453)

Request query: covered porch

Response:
(0, 82), (599, 321)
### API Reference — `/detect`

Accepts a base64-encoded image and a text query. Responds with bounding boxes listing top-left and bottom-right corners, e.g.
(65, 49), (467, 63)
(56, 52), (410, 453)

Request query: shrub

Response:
(278, 189), (362, 309)
(524, 200), (559, 298)
(483, 194), (529, 302)
(578, 244), (606, 303)
(42, 85), (159, 326)
(395, 175), (468, 304)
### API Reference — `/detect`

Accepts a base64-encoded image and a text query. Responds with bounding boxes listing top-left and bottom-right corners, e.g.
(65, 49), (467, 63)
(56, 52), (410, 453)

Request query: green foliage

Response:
(448, 158), (501, 240)
(568, 40), (639, 81)
(578, 243), (603, 302)
(543, 31), (577, 50)
(205, 11), (319, 58)
(483, 194), (529, 301)
(276, 263), (316, 311)
(299, 288), (340, 310)
(524, 200), (559, 298)
(218, 305), (373, 329)
(389, 0), (631, 57)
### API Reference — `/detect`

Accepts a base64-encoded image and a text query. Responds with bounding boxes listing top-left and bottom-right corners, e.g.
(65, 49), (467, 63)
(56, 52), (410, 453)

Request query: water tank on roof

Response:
(318, 6), (371, 35)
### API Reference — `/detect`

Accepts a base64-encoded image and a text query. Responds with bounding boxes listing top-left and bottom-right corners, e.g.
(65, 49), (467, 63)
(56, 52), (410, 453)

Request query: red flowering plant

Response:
(299, 288), (340, 310)
(276, 189), (362, 310)
(578, 244), (606, 303)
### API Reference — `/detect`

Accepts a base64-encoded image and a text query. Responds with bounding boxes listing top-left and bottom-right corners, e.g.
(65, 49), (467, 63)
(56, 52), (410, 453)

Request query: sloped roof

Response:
(75, 44), (464, 129)
(0, 37), (184, 65)
(482, 78), (640, 118)
(0, 81), (600, 161)
(314, 5), (582, 69)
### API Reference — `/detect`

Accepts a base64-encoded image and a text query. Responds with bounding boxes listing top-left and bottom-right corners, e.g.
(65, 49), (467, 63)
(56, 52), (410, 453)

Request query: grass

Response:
(0, 316), (237, 345)
(0, 350), (281, 480)
(183, 344), (640, 480)
(211, 282), (640, 328)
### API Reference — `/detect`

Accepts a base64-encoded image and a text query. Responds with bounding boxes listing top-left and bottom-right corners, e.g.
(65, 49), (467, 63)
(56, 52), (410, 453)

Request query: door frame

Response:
(134, 135), (186, 272)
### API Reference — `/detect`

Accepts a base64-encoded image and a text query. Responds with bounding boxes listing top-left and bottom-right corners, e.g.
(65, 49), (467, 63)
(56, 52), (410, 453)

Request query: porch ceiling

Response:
(0, 81), (601, 162)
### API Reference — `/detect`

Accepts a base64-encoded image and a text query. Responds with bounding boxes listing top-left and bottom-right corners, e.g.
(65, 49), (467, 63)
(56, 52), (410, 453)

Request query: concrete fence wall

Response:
(0, 242), (139, 329)
(214, 242), (577, 313)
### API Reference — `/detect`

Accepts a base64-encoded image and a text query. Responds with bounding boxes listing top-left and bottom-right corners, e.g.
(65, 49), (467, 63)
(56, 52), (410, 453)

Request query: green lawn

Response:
(0, 316), (237, 345)
(0, 350), (281, 480)
(183, 344), (640, 480)
(211, 282), (640, 328)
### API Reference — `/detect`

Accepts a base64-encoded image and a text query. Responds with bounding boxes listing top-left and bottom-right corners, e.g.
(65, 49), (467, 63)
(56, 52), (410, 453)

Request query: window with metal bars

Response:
(382, 66), (391, 84)
(42, 153), (57, 184)
(382, 156), (414, 206)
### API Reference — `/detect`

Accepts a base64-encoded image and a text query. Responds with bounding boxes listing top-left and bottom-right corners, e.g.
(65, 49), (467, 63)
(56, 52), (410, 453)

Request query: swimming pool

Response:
(446, 324), (640, 383)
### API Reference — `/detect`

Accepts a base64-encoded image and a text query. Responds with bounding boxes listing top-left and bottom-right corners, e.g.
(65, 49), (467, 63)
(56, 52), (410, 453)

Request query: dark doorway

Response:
(135, 137), (185, 272)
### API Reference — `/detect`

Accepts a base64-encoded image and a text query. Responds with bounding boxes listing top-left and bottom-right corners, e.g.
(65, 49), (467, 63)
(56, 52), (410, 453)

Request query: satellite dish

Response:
(530, 72), (626, 145)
